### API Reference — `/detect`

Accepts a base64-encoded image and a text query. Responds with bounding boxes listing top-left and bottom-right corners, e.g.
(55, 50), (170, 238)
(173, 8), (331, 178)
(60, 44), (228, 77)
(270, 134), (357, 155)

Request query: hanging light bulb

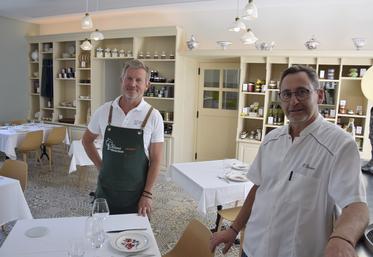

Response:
(228, 17), (247, 32)
(81, 0), (93, 29)
(242, 0), (258, 20)
(241, 29), (258, 45)
(80, 39), (92, 50)
(228, 0), (246, 32)
(90, 29), (104, 41)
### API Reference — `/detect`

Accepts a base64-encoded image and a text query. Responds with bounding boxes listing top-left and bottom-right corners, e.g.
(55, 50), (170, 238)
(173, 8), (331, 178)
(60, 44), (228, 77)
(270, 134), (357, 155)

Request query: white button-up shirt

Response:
(244, 114), (366, 257)
(88, 96), (164, 158)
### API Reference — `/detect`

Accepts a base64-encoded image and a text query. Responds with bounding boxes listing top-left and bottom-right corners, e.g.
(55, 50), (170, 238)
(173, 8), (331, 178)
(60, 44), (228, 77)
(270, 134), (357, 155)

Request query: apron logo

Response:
(105, 138), (124, 153)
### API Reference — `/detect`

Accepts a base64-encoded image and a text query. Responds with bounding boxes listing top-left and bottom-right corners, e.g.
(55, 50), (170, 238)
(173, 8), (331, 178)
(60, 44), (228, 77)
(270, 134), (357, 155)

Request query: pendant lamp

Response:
(241, 29), (258, 45)
(242, 0), (258, 20)
(81, 0), (93, 29)
(90, 29), (104, 41)
(228, 0), (246, 32)
(80, 39), (92, 50)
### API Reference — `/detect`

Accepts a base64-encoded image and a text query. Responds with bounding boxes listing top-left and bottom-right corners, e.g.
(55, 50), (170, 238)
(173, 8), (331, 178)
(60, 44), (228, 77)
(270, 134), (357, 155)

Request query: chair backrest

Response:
(10, 119), (26, 125)
(0, 160), (28, 191)
(46, 127), (66, 145)
(164, 219), (214, 257)
(18, 130), (43, 151)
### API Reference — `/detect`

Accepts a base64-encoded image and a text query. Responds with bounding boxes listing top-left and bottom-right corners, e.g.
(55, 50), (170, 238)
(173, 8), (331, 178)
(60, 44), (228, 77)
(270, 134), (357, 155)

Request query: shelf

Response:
(319, 104), (335, 107)
(144, 97), (174, 100)
(319, 79), (339, 82)
(30, 61), (39, 64)
(55, 78), (76, 80)
(242, 92), (266, 95)
(40, 51), (53, 54)
(267, 88), (280, 92)
(241, 116), (264, 120)
(79, 98), (91, 101)
(337, 114), (366, 118)
(340, 77), (362, 80)
(78, 83), (91, 85)
(30, 77), (39, 80)
(150, 82), (175, 86)
(164, 121), (174, 124)
(42, 107), (54, 110)
(355, 135), (364, 139)
(77, 67), (91, 70)
(30, 93), (40, 96)
(55, 58), (75, 61)
(139, 58), (175, 62)
(56, 106), (76, 110)
(93, 57), (133, 60)
(236, 138), (262, 144)
(265, 124), (283, 128)
(324, 118), (336, 122)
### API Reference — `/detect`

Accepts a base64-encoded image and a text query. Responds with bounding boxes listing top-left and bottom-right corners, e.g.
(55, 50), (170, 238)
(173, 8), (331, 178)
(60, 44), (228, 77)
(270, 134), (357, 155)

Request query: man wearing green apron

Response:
(82, 59), (164, 216)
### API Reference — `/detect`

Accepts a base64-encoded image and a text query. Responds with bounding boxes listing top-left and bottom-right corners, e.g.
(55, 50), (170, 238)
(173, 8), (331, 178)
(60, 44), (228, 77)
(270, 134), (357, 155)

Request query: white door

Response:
(195, 63), (240, 161)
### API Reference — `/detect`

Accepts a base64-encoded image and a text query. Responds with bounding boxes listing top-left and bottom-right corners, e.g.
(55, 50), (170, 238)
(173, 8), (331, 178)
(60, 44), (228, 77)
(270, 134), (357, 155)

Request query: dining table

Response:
(0, 213), (161, 257)
(0, 176), (32, 226)
(0, 122), (70, 160)
(68, 139), (101, 174)
(168, 159), (254, 215)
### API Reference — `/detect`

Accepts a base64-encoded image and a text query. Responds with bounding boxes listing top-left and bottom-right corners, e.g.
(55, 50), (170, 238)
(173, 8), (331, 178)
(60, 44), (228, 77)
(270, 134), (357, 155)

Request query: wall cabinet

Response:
(237, 55), (373, 161)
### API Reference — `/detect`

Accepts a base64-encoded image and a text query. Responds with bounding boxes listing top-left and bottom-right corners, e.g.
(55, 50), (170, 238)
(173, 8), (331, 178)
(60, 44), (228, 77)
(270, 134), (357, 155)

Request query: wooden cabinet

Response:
(237, 55), (373, 162)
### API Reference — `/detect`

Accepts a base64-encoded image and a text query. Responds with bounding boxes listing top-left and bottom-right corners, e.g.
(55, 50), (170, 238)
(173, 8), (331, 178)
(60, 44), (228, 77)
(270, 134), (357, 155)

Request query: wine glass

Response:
(92, 198), (109, 220)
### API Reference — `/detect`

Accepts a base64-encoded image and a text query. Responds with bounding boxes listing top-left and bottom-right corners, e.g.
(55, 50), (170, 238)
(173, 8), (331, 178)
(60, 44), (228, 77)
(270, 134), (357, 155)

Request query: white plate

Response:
(231, 163), (250, 171)
(25, 226), (49, 238)
(110, 231), (151, 253)
(226, 174), (249, 182)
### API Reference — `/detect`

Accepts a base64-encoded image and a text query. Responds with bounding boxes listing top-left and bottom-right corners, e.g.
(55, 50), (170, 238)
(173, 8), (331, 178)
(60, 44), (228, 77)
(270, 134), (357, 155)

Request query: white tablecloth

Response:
(0, 176), (32, 226)
(0, 123), (70, 160)
(0, 214), (161, 257)
(68, 140), (101, 173)
(168, 159), (254, 215)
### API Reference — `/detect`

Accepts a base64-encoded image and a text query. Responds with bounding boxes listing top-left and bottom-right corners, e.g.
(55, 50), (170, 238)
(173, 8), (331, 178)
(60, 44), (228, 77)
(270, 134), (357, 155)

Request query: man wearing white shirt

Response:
(82, 59), (164, 216)
(210, 65), (369, 257)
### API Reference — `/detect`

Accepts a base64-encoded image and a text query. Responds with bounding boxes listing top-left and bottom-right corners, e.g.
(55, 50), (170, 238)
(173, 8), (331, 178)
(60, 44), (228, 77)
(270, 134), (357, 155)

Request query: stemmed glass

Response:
(85, 198), (110, 249)
(92, 198), (109, 219)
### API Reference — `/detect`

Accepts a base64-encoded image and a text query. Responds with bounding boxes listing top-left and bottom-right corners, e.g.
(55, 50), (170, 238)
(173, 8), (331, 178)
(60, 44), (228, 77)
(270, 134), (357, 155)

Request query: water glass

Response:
(67, 238), (85, 257)
(85, 216), (105, 249)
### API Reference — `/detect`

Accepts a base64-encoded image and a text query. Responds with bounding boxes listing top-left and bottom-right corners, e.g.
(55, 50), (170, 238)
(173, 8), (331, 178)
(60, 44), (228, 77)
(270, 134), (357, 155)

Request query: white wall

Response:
(0, 16), (38, 122)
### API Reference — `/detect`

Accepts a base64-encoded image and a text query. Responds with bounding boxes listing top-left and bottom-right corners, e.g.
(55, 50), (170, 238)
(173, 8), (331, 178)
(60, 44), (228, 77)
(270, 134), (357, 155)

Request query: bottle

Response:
(276, 104), (283, 125)
(345, 118), (355, 138)
(267, 104), (274, 125)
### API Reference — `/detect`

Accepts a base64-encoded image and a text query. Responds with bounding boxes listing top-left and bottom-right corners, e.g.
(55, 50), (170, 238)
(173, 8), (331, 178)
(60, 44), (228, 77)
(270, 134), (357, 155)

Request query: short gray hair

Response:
(121, 59), (150, 82)
(279, 65), (320, 90)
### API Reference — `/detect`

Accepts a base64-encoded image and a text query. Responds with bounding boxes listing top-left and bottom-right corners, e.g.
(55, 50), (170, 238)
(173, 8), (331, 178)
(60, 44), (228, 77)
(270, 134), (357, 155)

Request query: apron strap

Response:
(107, 101), (114, 125)
(141, 107), (154, 129)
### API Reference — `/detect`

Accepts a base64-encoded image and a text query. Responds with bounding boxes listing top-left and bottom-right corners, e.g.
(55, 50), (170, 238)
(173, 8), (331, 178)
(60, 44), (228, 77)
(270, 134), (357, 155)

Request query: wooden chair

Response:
(217, 206), (245, 255)
(162, 219), (214, 257)
(10, 119), (26, 125)
(0, 159), (28, 191)
(42, 127), (66, 170)
(17, 130), (43, 164)
(0, 159), (28, 232)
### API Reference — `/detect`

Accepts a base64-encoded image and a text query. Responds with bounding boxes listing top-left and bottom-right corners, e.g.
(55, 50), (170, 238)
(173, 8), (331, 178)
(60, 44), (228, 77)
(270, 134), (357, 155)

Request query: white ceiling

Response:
(1, 0), (372, 50)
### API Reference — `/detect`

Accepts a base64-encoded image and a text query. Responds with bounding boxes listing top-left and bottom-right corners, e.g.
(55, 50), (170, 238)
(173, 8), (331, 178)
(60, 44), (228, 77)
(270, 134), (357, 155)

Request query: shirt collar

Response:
(112, 96), (146, 112)
(298, 113), (323, 137)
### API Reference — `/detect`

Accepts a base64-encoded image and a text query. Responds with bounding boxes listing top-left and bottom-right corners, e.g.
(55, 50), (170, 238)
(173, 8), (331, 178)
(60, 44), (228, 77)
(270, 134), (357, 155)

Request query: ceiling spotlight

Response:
(228, 17), (247, 32)
(241, 29), (258, 45)
(80, 39), (92, 50)
(352, 37), (366, 50)
(217, 41), (232, 50)
(242, 0), (258, 20)
(186, 35), (199, 50)
(90, 29), (104, 41)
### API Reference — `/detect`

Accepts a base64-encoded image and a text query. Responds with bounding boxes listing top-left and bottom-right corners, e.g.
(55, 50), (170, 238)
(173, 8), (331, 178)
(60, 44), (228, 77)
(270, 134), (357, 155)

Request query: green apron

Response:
(95, 103), (154, 214)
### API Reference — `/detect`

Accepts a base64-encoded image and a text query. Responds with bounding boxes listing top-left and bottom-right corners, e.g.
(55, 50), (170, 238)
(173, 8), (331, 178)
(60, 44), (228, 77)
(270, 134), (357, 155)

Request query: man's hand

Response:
(138, 195), (152, 217)
(324, 237), (357, 257)
(209, 228), (237, 254)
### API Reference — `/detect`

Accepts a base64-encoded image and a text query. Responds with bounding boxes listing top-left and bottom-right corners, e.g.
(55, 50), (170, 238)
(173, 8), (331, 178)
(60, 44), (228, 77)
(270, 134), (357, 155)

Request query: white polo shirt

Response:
(244, 114), (366, 257)
(88, 96), (164, 158)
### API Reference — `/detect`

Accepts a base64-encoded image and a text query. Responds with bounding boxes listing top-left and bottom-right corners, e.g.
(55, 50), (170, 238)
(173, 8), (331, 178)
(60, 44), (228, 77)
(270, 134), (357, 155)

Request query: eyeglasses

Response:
(278, 88), (313, 102)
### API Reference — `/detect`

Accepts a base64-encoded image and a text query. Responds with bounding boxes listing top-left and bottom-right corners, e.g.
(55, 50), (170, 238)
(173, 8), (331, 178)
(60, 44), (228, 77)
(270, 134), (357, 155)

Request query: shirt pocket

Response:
(286, 168), (321, 210)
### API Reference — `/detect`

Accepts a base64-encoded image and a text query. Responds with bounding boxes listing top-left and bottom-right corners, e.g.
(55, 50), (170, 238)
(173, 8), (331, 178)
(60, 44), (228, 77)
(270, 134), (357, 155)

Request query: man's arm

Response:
(210, 184), (259, 254)
(81, 129), (101, 170)
(325, 202), (369, 257)
(138, 142), (163, 216)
